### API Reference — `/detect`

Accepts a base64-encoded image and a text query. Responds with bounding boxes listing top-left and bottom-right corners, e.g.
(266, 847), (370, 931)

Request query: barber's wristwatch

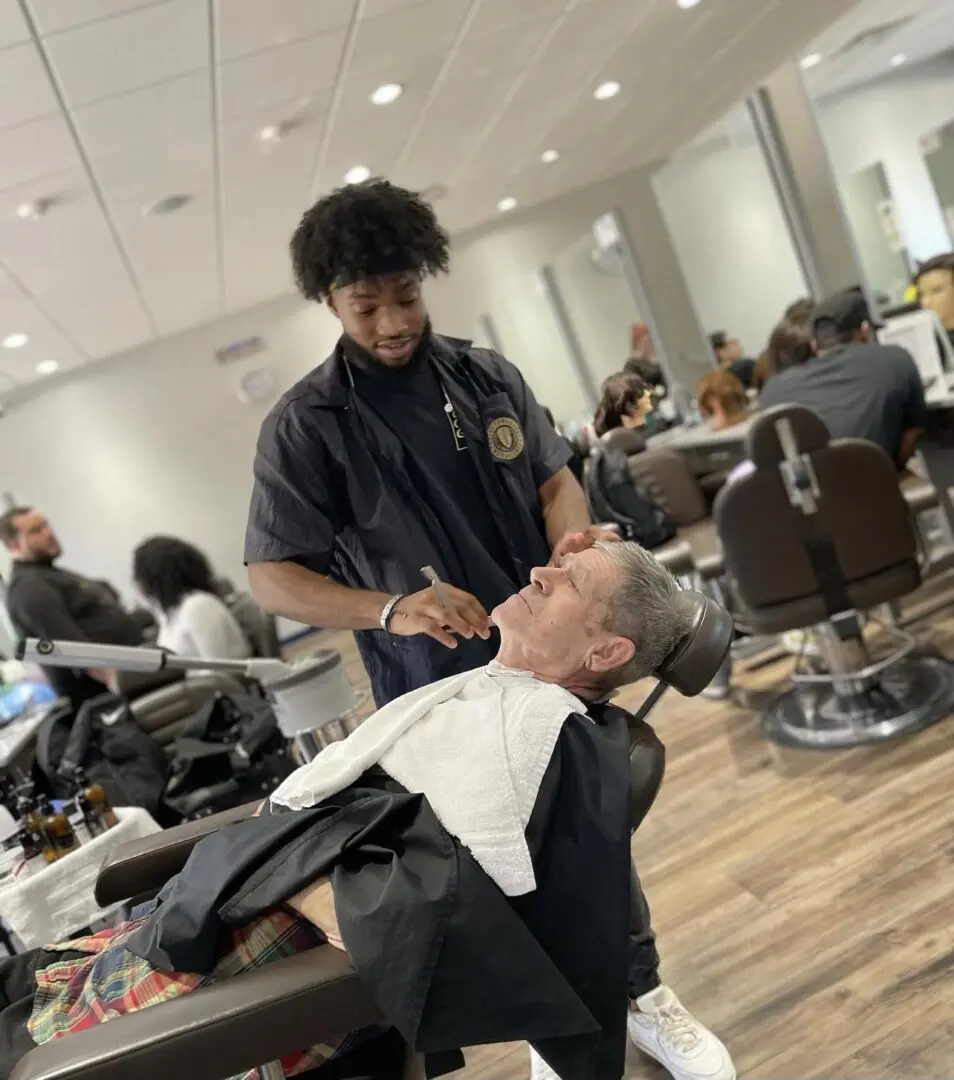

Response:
(380, 593), (406, 632)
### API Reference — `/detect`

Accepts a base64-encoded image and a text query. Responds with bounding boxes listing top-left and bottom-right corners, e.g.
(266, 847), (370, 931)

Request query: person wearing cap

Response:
(244, 178), (734, 1080)
(760, 287), (927, 468)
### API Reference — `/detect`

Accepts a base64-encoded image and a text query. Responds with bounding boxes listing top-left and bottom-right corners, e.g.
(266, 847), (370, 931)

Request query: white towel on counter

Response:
(269, 662), (586, 896)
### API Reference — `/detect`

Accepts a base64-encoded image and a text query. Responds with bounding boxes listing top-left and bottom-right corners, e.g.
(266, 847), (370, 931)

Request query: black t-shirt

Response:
(6, 560), (144, 708)
(728, 357), (757, 389)
(346, 339), (521, 610)
(760, 342), (928, 465)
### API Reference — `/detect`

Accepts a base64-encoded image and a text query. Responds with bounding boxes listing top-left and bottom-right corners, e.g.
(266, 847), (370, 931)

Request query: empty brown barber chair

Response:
(714, 404), (954, 748)
(11, 593), (732, 1080)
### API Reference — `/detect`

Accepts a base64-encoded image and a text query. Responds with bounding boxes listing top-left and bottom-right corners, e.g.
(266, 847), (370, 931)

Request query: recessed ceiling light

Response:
(890, 53), (906, 67)
(594, 80), (621, 100)
(676, 0), (701, 8)
(258, 123), (283, 145)
(141, 194), (191, 217)
(16, 198), (54, 221)
(371, 83), (403, 105)
(541, 149), (560, 164)
(497, 197), (518, 213)
(345, 165), (371, 184)
(36, 360), (59, 376)
(800, 52), (822, 70)
(2, 333), (27, 349)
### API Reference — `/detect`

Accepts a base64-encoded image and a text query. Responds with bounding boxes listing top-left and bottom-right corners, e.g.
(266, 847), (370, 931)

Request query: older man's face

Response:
(493, 548), (632, 684)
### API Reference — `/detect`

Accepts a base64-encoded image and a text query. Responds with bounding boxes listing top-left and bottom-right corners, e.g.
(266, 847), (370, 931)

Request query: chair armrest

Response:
(95, 801), (260, 906)
(10, 946), (383, 1080)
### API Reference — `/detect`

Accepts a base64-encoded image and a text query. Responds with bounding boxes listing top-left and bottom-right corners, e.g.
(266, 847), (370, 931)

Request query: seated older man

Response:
(0, 543), (729, 1080)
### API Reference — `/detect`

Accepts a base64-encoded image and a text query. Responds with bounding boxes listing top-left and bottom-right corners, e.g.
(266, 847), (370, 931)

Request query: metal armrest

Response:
(10, 946), (383, 1080)
(95, 801), (260, 906)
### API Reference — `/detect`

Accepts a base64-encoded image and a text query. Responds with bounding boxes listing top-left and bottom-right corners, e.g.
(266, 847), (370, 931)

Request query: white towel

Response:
(270, 663), (586, 895)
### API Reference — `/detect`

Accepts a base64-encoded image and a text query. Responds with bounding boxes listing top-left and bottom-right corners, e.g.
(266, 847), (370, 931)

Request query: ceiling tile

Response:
(0, 291), (86, 370)
(214, 0), (356, 62)
(359, 0), (429, 19)
(217, 30), (346, 120)
(0, 4), (31, 48)
(26, 0), (167, 36)
(42, 0), (208, 108)
(0, 115), (83, 190)
(349, 0), (472, 72)
(0, 42), (60, 130)
(71, 71), (211, 158)
(91, 133), (212, 202)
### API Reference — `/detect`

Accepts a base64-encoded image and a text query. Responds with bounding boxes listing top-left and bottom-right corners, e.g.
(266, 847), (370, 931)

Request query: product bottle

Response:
(17, 823), (43, 863)
(79, 775), (118, 831)
(15, 789), (45, 844)
(37, 796), (78, 863)
(70, 771), (102, 839)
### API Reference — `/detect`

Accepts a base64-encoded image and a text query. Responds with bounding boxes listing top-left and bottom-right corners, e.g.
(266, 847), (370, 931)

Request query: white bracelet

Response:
(379, 593), (406, 632)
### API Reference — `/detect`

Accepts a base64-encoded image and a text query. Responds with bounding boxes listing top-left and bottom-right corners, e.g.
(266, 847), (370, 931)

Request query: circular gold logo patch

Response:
(487, 416), (525, 461)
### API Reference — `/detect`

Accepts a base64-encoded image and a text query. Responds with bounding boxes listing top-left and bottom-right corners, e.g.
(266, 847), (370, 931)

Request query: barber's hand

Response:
(390, 586), (492, 649)
(549, 526), (621, 566)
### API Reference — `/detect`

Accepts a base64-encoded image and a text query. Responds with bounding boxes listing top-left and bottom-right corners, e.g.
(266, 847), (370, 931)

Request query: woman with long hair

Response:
(695, 370), (749, 431)
(593, 372), (654, 438)
(132, 537), (251, 660)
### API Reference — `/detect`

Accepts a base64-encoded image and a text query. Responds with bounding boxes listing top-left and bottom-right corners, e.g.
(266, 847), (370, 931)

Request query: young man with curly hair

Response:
(244, 178), (733, 1080)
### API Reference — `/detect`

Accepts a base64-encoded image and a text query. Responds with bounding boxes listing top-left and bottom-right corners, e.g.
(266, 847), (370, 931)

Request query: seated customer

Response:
(915, 253), (954, 349)
(760, 288), (927, 469)
(709, 332), (756, 389)
(594, 372), (654, 437)
(133, 537), (251, 661)
(0, 544), (698, 1080)
(695, 370), (748, 431)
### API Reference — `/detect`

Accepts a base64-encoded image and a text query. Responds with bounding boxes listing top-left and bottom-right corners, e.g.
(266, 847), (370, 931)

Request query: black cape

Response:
(125, 708), (633, 1080)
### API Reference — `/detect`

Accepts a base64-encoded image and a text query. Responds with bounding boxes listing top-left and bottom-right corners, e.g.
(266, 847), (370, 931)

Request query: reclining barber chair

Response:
(714, 404), (954, 749)
(10, 591), (733, 1080)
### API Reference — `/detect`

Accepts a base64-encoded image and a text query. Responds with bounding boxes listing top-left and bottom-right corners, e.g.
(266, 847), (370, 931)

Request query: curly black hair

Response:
(290, 178), (451, 302)
(132, 536), (218, 614)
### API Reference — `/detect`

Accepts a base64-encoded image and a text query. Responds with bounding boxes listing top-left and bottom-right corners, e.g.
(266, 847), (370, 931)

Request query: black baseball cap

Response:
(812, 286), (880, 339)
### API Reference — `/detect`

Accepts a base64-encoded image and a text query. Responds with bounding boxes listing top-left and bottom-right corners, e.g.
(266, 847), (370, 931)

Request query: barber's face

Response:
(7, 510), (61, 561)
(493, 549), (634, 685)
(328, 272), (427, 367)
(919, 269), (954, 331)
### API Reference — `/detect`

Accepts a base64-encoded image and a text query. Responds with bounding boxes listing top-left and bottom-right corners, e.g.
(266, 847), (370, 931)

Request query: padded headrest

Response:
(746, 404), (830, 467)
(657, 590), (733, 697)
(601, 427), (647, 457)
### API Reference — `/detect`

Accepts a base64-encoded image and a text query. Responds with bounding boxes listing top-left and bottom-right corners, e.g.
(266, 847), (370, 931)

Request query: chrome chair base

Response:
(762, 653), (954, 749)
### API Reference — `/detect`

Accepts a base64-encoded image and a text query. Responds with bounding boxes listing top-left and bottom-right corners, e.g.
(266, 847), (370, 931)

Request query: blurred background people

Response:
(0, 507), (145, 709)
(594, 373), (655, 438)
(709, 331), (757, 389)
(133, 537), (251, 661)
(915, 253), (954, 347)
(623, 322), (666, 389)
(695, 370), (749, 431)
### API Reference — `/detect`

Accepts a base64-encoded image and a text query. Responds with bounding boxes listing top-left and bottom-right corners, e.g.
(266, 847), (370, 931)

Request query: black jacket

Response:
(126, 704), (633, 1080)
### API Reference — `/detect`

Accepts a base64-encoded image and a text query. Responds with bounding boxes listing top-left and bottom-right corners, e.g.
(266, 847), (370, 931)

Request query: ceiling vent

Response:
(833, 16), (915, 58)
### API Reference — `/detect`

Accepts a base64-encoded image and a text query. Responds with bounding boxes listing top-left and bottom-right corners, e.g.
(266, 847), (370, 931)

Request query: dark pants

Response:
(630, 868), (661, 999)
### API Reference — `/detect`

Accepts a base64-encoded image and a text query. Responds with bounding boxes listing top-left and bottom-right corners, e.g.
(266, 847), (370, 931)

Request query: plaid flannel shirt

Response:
(28, 909), (362, 1080)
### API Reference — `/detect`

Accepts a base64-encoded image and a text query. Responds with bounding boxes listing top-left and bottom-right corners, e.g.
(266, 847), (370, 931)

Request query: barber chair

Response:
(9, 593), (732, 1080)
(714, 404), (954, 748)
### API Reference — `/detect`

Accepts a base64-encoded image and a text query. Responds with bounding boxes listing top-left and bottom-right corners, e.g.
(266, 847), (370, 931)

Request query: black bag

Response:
(35, 694), (170, 816)
(587, 449), (676, 550)
(164, 691), (295, 819)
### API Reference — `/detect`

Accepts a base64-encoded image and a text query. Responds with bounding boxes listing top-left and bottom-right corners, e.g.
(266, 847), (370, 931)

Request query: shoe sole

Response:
(632, 1038), (737, 1080)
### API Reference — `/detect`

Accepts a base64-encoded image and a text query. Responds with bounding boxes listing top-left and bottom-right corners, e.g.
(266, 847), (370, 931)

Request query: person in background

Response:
(753, 298), (816, 393)
(132, 537), (251, 661)
(762, 318), (817, 382)
(0, 508), (144, 709)
(709, 331), (757, 389)
(760, 288), (927, 469)
(542, 407), (585, 483)
(623, 322), (666, 389)
(783, 296), (815, 326)
(914, 253), (954, 348)
(245, 177), (732, 1080)
(594, 372), (654, 438)
(695, 370), (749, 431)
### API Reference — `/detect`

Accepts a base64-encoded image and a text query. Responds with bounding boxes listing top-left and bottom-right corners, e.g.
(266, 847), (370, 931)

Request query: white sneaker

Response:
(628, 986), (735, 1080)
(529, 1046), (561, 1079)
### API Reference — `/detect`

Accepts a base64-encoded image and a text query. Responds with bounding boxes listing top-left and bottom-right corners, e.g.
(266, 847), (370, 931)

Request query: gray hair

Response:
(595, 541), (692, 689)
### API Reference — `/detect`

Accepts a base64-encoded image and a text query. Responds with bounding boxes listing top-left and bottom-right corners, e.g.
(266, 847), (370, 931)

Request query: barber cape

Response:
(270, 662), (585, 896)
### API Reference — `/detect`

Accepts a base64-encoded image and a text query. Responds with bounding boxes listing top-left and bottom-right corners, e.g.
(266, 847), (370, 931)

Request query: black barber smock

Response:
(125, 705), (633, 1080)
(244, 334), (571, 706)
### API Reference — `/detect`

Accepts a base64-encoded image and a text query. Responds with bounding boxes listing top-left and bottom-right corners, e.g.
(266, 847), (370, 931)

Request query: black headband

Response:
(329, 253), (422, 293)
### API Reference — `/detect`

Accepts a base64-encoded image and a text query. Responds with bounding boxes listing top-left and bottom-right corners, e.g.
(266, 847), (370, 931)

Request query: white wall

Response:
(653, 132), (810, 357)
(815, 57), (954, 263)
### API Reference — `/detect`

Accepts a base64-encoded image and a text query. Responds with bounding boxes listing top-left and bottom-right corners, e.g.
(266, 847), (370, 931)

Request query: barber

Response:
(245, 179), (733, 1080)
(244, 178), (615, 707)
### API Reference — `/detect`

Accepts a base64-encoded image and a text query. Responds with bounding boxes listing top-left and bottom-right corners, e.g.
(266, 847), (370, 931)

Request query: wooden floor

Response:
(299, 619), (954, 1079)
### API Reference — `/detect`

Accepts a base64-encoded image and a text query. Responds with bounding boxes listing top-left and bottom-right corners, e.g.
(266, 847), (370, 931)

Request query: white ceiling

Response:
(0, 0), (860, 396)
